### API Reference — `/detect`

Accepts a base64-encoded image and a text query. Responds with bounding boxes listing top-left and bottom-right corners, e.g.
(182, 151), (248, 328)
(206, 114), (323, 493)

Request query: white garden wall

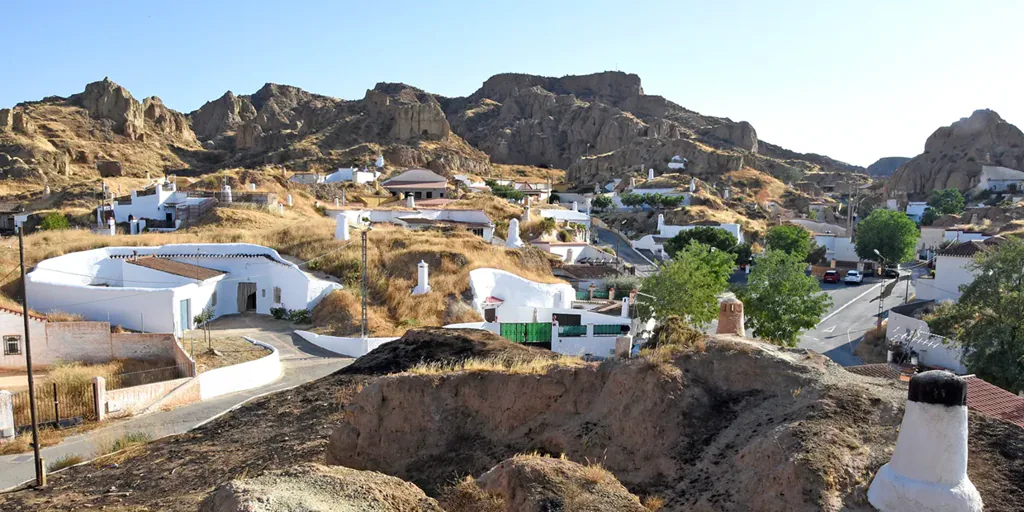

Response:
(294, 330), (397, 358)
(198, 337), (281, 400)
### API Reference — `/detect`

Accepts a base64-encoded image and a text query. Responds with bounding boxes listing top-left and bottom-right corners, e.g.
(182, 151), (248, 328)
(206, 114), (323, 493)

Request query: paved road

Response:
(592, 226), (656, 271)
(798, 275), (914, 366)
(0, 314), (351, 490)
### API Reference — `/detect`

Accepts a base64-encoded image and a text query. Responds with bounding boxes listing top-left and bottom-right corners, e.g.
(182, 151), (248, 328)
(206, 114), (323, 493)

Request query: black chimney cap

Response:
(908, 370), (967, 407)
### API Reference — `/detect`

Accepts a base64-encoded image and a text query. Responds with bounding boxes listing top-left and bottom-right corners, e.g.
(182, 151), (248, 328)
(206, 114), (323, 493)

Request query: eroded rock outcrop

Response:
(328, 336), (908, 510)
(888, 109), (1024, 195)
(200, 463), (443, 512)
(189, 91), (257, 140)
(73, 78), (145, 140)
(365, 83), (451, 140)
(142, 96), (198, 144)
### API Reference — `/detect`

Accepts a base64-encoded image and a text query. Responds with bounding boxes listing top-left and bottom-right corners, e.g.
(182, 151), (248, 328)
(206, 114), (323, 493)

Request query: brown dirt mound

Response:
(326, 336), (1024, 511)
(200, 462), (443, 512)
(440, 454), (646, 512)
(339, 327), (555, 376)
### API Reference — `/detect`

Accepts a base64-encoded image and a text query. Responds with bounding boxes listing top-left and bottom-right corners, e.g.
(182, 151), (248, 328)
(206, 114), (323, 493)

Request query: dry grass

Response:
(642, 495), (666, 511)
(42, 310), (85, 322)
(48, 454), (84, 472)
(487, 163), (565, 184)
(854, 320), (888, 364)
(0, 427), (65, 456)
(185, 337), (271, 373)
(439, 476), (505, 512)
(93, 431), (151, 462)
(640, 316), (707, 367)
(406, 354), (584, 376)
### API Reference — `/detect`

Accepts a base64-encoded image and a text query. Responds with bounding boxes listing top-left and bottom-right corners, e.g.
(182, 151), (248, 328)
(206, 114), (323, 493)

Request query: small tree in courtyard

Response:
(664, 226), (738, 258)
(738, 250), (832, 346)
(636, 242), (735, 328)
(854, 209), (919, 264)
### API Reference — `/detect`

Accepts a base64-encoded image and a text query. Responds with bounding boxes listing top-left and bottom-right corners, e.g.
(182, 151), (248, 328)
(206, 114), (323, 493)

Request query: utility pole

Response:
(874, 249), (886, 331)
(18, 228), (44, 487)
(360, 229), (369, 338)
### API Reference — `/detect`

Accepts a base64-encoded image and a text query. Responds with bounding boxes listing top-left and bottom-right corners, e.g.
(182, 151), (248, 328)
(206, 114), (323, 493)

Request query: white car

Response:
(844, 270), (864, 285)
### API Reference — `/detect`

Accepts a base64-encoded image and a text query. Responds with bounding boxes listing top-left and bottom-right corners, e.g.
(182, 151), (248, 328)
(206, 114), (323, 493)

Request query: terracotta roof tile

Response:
(938, 236), (1004, 257)
(965, 376), (1024, 428)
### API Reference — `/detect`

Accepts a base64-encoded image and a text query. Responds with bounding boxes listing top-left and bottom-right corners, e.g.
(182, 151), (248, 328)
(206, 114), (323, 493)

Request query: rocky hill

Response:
(1, 73), (863, 195)
(887, 109), (1024, 195)
(865, 156), (910, 177)
(440, 71), (865, 186)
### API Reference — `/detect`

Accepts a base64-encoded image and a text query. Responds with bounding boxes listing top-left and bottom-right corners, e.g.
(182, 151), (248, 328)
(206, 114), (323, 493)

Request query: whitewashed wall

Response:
(469, 268), (574, 316)
(916, 256), (974, 303)
(294, 330), (397, 358)
(198, 337), (281, 400)
(886, 310), (966, 373)
(813, 235), (860, 263)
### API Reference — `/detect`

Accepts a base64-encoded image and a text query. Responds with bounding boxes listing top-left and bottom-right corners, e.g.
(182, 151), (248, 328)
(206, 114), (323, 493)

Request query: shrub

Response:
(604, 274), (641, 292)
(270, 307), (288, 320)
(40, 212), (70, 231)
(287, 309), (312, 324)
(49, 454), (84, 471)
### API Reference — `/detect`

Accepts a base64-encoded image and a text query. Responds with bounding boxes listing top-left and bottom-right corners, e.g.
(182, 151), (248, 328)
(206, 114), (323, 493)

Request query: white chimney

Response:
(44, 186), (50, 196)
(375, 154), (385, 168)
(689, 178), (696, 193)
(279, 203), (285, 215)
(524, 206), (531, 222)
(723, 187), (730, 200)
(335, 215), (350, 241)
(572, 201), (578, 212)
(249, 183), (257, 191)
(585, 198), (592, 215)
(412, 260), (432, 295)
(621, 297), (630, 318)
(657, 214), (665, 235)
(107, 217), (116, 236)
(286, 194), (293, 206)
(315, 200), (320, 208)
(335, 197), (339, 207)
(129, 219), (138, 235)
(96, 207), (103, 227)
(222, 184), (233, 204)
(407, 194), (415, 208)
(868, 371), (982, 512)
(146, 171), (150, 180)
(341, 188), (347, 206)
(648, 168), (655, 180)
(629, 176), (636, 189)
(505, 218), (523, 248)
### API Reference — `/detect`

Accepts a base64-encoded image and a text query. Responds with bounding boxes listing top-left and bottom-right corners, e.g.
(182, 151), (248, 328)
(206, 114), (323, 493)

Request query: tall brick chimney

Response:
(716, 297), (745, 337)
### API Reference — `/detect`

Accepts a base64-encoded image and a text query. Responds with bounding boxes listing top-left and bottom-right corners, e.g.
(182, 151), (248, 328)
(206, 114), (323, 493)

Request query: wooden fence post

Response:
(92, 377), (106, 422)
(52, 382), (59, 426)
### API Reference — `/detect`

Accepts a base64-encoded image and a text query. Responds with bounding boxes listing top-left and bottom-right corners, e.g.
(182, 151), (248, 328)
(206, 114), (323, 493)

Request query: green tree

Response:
(920, 209), (939, 226)
(928, 188), (966, 215)
(854, 209), (920, 263)
(40, 212), (70, 231)
(636, 242), (735, 328)
(641, 193), (664, 210)
(765, 225), (814, 260)
(927, 237), (1024, 392)
(591, 195), (613, 210)
(659, 195), (686, 208)
(485, 180), (525, 201)
(664, 226), (738, 258)
(734, 242), (753, 266)
(620, 192), (645, 210)
(738, 250), (833, 346)
(805, 244), (827, 265)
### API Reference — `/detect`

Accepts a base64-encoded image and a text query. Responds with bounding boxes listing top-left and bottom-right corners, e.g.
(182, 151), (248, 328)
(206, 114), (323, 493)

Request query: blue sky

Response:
(2, 0), (1021, 167)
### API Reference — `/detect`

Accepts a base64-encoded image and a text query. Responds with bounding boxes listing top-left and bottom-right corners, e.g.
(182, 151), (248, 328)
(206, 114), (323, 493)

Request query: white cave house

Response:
(26, 243), (340, 336)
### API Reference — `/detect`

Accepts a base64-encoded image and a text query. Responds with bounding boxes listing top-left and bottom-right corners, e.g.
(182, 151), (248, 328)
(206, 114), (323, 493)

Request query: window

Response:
(414, 191), (422, 199)
(4, 335), (21, 355)
(471, 228), (484, 237)
(274, 287), (282, 303)
(426, 191), (433, 199)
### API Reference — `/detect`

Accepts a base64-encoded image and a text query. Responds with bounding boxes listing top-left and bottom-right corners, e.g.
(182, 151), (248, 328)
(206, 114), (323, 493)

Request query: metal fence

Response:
(11, 381), (97, 428)
(576, 290), (589, 301)
(592, 290), (610, 300)
(500, 322), (552, 343)
(106, 363), (193, 391)
(594, 324), (627, 337)
(558, 325), (588, 337)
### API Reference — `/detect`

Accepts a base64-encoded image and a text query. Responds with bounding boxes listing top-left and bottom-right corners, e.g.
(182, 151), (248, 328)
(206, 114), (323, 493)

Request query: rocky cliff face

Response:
(364, 83), (451, 140)
(866, 156), (911, 176)
(189, 91), (257, 140)
(888, 110), (1024, 195)
(72, 78), (146, 140)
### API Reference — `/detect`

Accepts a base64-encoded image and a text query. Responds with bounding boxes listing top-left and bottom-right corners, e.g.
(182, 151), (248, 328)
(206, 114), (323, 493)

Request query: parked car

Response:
(823, 269), (841, 283)
(883, 264), (901, 278)
(845, 270), (864, 284)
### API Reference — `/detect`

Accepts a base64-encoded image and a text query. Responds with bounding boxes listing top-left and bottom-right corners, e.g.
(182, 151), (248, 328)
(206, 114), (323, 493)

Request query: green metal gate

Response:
(500, 322), (552, 343)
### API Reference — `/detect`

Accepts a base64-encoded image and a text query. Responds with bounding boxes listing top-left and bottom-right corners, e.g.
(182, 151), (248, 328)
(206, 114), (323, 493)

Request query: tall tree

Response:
(765, 225), (814, 260)
(854, 209), (920, 263)
(927, 237), (1024, 392)
(928, 188), (966, 215)
(664, 226), (738, 258)
(591, 195), (613, 210)
(738, 250), (833, 346)
(636, 242), (735, 328)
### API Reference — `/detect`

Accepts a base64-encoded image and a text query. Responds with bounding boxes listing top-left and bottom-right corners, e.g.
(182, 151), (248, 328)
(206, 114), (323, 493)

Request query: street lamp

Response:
(873, 249), (886, 331)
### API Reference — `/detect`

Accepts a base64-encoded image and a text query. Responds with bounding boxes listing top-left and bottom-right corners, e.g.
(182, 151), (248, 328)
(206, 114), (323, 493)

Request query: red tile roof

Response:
(938, 236), (1004, 257)
(965, 376), (1024, 428)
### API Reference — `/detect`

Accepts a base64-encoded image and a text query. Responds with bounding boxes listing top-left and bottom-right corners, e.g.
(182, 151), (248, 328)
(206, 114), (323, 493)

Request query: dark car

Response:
(823, 269), (840, 283)
(883, 265), (901, 278)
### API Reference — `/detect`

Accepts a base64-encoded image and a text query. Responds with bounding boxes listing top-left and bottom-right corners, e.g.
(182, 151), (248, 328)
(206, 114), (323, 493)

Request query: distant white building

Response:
(26, 244), (340, 336)
(973, 165), (1024, 193)
(813, 234), (860, 263)
(667, 155), (688, 170)
(530, 241), (616, 264)
(905, 202), (929, 222)
(453, 174), (491, 193)
(631, 215), (743, 258)
(330, 208), (495, 242)
(102, 179), (214, 231)
(324, 167), (379, 185)
(514, 182), (552, 203)
(539, 208), (591, 230)
(915, 237), (1003, 303)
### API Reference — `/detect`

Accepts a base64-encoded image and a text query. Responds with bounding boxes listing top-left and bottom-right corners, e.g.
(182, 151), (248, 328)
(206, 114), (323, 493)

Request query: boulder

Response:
(441, 455), (647, 512)
(11, 111), (33, 135)
(200, 463), (443, 512)
(73, 78), (145, 140)
(707, 121), (759, 152)
(96, 160), (124, 177)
